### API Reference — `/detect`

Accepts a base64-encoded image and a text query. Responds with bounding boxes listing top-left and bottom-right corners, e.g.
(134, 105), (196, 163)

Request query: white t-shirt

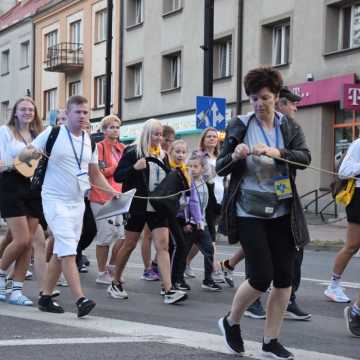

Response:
(32, 125), (98, 202)
(207, 157), (224, 205)
(339, 138), (360, 188)
(0, 125), (27, 169)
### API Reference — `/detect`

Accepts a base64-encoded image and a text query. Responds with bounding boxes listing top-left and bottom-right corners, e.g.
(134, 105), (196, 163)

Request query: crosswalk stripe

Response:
(0, 304), (355, 360)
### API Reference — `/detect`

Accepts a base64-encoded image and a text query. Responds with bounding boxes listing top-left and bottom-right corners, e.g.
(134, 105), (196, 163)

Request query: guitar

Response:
(13, 156), (40, 178)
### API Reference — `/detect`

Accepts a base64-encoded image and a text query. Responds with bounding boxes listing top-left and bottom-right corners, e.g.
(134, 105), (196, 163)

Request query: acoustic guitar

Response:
(13, 156), (40, 178)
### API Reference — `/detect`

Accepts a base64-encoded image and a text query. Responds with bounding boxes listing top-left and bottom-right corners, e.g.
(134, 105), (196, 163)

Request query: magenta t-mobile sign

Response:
(343, 84), (360, 110)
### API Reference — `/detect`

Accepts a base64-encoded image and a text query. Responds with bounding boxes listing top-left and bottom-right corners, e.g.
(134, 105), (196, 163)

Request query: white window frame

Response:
(1, 49), (10, 75)
(70, 20), (81, 44)
(133, 63), (143, 97)
(134, 0), (143, 25)
(69, 80), (81, 96)
(215, 37), (232, 79)
(95, 9), (107, 43)
(44, 88), (57, 117)
(0, 101), (9, 123)
(339, 3), (360, 49)
(45, 30), (58, 59)
(95, 75), (106, 108)
(169, 53), (181, 89)
(20, 41), (30, 68)
(163, 0), (182, 14)
(272, 22), (290, 66)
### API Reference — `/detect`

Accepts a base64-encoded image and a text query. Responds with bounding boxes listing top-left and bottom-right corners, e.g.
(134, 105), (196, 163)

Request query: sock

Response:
(11, 281), (23, 296)
(351, 304), (360, 317)
(224, 260), (234, 271)
(330, 273), (341, 288)
(263, 336), (276, 344)
(226, 315), (239, 327)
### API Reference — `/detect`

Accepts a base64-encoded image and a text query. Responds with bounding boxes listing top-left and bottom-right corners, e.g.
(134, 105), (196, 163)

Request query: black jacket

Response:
(216, 113), (311, 248)
(114, 145), (170, 214)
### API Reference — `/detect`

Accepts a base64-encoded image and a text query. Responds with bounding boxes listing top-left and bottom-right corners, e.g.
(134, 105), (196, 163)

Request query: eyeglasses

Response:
(108, 126), (120, 129)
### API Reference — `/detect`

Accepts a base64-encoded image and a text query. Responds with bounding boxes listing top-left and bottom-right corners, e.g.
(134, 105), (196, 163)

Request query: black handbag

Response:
(239, 189), (279, 217)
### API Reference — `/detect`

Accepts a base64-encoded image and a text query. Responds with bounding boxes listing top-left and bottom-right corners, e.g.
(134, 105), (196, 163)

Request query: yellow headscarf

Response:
(169, 160), (191, 187)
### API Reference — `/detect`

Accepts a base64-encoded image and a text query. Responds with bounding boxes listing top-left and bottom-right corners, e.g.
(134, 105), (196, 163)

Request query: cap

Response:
(279, 87), (302, 102)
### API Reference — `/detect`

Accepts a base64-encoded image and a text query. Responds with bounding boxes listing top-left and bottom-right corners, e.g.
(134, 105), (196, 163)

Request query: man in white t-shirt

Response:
(20, 96), (119, 317)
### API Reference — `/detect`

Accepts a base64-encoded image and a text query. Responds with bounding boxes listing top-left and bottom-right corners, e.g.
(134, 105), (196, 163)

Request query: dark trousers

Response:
(76, 198), (97, 265)
(182, 222), (214, 282)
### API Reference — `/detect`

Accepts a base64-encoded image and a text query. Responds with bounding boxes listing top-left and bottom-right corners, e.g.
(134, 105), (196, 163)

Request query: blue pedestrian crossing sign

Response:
(196, 96), (226, 130)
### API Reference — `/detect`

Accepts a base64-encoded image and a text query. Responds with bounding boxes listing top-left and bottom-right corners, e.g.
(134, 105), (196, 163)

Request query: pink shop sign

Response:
(288, 74), (356, 108)
(342, 84), (360, 110)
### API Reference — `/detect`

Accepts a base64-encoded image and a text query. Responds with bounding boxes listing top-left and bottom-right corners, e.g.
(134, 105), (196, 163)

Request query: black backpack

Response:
(31, 126), (95, 191)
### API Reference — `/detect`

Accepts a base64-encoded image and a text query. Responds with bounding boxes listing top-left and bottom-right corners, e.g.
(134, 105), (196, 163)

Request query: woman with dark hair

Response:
(217, 67), (311, 359)
(0, 97), (43, 305)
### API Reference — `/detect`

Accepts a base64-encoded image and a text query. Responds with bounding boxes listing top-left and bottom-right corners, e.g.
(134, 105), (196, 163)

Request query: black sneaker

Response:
(202, 280), (222, 291)
(285, 300), (311, 321)
(217, 314), (244, 355)
(344, 306), (360, 337)
(174, 280), (191, 291)
(78, 263), (88, 273)
(76, 297), (96, 318)
(262, 339), (294, 359)
(38, 296), (64, 314)
(244, 298), (266, 319)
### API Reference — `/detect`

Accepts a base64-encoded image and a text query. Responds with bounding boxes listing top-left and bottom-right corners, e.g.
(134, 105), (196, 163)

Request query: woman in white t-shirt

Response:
(0, 97), (43, 306)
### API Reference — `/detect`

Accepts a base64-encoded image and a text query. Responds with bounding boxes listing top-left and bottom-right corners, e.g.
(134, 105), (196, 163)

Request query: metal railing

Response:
(45, 42), (83, 71)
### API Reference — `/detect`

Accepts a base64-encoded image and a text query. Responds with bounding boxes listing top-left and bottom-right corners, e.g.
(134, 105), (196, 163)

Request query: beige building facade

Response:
(33, 0), (121, 127)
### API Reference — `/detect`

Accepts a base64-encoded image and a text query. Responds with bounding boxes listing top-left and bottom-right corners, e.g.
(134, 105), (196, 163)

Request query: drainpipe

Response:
(105, 0), (113, 116)
(31, 20), (36, 100)
(202, 0), (214, 96)
(117, 0), (124, 119)
(236, 0), (243, 115)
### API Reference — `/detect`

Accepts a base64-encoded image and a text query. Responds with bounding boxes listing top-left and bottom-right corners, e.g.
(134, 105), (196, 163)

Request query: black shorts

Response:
(125, 211), (168, 232)
(346, 188), (360, 224)
(0, 171), (42, 219)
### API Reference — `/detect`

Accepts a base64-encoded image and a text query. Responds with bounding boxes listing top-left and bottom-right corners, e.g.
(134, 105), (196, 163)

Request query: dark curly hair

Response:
(244, 66), (283, 96)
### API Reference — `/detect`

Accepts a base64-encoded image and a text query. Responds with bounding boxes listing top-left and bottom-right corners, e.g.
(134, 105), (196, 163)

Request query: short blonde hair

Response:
(135, 118), (162, 158)
(101, 114), (122, 131)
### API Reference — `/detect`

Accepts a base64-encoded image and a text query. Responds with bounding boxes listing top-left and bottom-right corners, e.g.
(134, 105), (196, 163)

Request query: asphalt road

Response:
(0, 242), (359, 360)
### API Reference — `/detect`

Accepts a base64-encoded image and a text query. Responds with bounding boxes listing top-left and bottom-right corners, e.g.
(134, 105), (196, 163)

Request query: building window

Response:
(162, 52), (181, 91)
(45, 30), (58, 59)
(213, 36), (232, 79)
(95, 75), (106, 108)
(1, 101), (9, 123)
(1, 50), (10, 75)
(69, 81), (81, 96)
(272, 22), (290, 66)
(339, 3), (360, 49)
(126, 62), (143, 98)
(44, 88), (57, 118)
(20, 41), (30, 68)
(95, 9), (107, 43)
(163, 0), (182, 14)
(70, 20), (81, 44)
(127, 0), (143, 27)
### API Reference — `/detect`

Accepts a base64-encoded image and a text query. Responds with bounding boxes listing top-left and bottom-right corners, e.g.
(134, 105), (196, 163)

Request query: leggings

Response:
(238, 215), (295, 292)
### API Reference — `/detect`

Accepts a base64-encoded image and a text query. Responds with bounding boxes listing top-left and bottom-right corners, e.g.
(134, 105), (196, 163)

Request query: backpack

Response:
(31, 126), (95, 191)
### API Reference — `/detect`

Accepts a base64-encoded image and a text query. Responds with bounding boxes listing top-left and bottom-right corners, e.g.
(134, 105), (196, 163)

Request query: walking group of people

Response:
(0, 66), (359, 359)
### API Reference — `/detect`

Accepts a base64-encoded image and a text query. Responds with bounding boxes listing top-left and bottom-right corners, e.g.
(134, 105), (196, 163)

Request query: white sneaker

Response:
(184, 265), (196, 279)
(324, 285), (351, 303)
(163, 290), (187, 304)
(107, 282), (128, 299)
(8, 292), (33, 306)
(212, 270), (226, 284)
(25, 270), (33, 280)
(5, 278), (13, 295)
(57, 273), (68, 287)
(96, 271), (113, 285)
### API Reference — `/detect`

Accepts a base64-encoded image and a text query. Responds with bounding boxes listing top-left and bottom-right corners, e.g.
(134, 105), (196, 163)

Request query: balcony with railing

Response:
(44, 42), (84, 73)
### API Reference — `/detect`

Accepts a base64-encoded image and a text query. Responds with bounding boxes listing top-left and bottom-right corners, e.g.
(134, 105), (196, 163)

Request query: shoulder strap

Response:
(91, 136), (96, 153)
(45, 126), (61, 156)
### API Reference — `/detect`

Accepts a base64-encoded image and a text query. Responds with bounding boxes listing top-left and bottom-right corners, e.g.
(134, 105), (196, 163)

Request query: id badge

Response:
(77, 170), (90, 193)
(274, 176), (293, 200)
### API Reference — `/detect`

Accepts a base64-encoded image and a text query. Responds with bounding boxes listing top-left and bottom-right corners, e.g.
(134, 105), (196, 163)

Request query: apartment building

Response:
(33, 0), (121, 127)
(120, 0), (238, 150)
(0, 0), (50, 125)
(119, 0), (360, 195)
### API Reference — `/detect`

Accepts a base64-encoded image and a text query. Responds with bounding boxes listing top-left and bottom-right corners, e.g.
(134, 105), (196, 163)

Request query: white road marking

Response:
(124, 263), (360, 289)
(0, 304), (355, 360)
